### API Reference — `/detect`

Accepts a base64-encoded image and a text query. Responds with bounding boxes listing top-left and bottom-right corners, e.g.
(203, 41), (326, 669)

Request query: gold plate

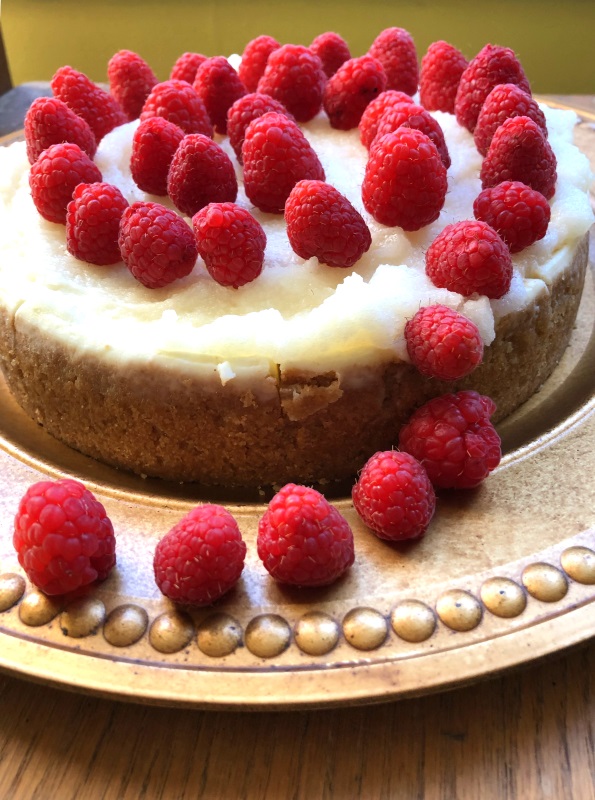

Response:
(0, 105), (594, 709)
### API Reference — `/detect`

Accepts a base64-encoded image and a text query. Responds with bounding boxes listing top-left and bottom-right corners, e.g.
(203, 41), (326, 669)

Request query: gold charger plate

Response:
(0, 105), (594, 710)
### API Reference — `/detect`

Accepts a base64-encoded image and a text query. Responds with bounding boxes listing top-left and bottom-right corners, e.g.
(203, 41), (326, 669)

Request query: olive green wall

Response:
(2, 0), (594, 93)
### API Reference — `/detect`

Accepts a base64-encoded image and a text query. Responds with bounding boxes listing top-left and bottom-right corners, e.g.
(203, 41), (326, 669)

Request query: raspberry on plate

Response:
(107, 49), (158, 121)
(257, 484), (355, 587)
(257, 44), (327, 122)
(238, 35), (281, 92)
(13, 478), (116, 596)
(368, 27), (418, 96)
(51, 65), (126, 143)
(323, 55), (387, 130)
(285, 179), (371, 267)
(67, 182), (129, 265)
(398, 390), (502, 489)
(170, 52), (208, 84)
(193, 56), (247, 134)
(474, 83), (547, 156)
(140, 80), (213, 137)
(310, 31), (351, 78)
(227, 92), (294, 164)
(372, 101), (451, 168)
(352, 450), (436, 541)
(192, 202), (266, 287)
(154, 504), (246, 606)
(358, 89), (414, 149)
(130, 116), (185, 196)
(24, 96), (97, 164)
(167, 134), (238, 217)
(473, 180), (551, 253)
(419, 40), (468, 114)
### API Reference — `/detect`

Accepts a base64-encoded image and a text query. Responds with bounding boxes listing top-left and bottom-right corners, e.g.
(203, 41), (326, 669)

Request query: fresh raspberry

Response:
(358, 89), (414, 149)
(153, 505), (246, 606)
(167, 134), (238, 217)
(323, 55), (387, 130)
(130, 116), (185, 196)
(310, 31), (351, 78)
(398, 391), (501, 489)
(257, 44), (326, 123)
(192, 202), (266, 287)
(419, 40), (468, 114)
(474, 83), (547, 156)
(66, 182), (129, 265)
(352, 451), (436, 541)
(368, 27), (418, 96)
(170, 52), (208, 84)
(118, 201), (198, 288)
(227, 92), (294, 164)
(107, 49), (158, 121)
(238, 35), (281, 92)
(425, 220), (512, 299)
(29, 142), (102, 224)
(480, 115), (557, 200)
(140, 80), (213, 137)
(454, 44), (531, 133)
(362, 128), (447, 230)
(372, 101), (451, 168)
(242, 112), (325, 213)
(193, 56), (247, 134)
(473, 180), (551, 253)
(405, 305), (484, 381)
(285, 179), (371, 267)
(13, 479), (116, 596)
(24, 96), (97, 164)
(257, 484), (354, 587)
(51, 65), (126, 143)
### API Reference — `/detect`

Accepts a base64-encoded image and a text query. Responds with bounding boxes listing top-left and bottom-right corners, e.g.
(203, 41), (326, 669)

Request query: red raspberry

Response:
(323, 55), (387, 130)
(29, 142), (102, 224)
(257, 484), (355, 587)
(362, 128), (447, 230)
(368, 27), (418, 96)
(242, 112), (325, 213)
(238, 35), (281, 92)
(167, 134), (238, 217)
(51, 65), (126, 143)
(310, 31), (351, 78)
(474, 83), (547, 156)
(13, 479), (116, 596)
(405, 305), (484, 381)
(454, 44), (531, 133)
(140, 80), (213, 137)
(480, 115), (557, 200)
(352, 451), (436, 541)
(257, 44), (326, 123)
(473, 180), (551, 253)
(398, 391), (501, 489)
(170, 52), (207, 84)
(285, 179), (371, 268)
(153, 505), (246, 606)
(372, 101), (451, 168)
(66, 182), (129, 265)
(419, 40), (468, 114)
(192, 202), (266, 288)
(130, 116), (185, 196)
(358, 89), (414, 149)
(24, 96), (97, 164)
(227, 92), (294, 164)
(425, 220), (512, 299)
(193, 56), (247, 135)
(107, 49), (158, 121)
(118, 201), (198, 288)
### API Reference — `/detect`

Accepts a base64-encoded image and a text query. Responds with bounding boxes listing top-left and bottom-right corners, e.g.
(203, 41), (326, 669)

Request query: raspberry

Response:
(29, 142), (102, 224)
(362, 128), (447, 230)
(167, 134), (238, 217)
(257, 44), (326, 123)
(480, 115), (557, 200)
(170, 52), (208, 84)
(473, 180), (551, 253)
(238, 35), (281, 92)
(398, 391), (501, 489)
(140, 80), (213, 137)
(372, 101), (451, 168)
(454, 44), (531, 133)
(323, 55), (387, 130)
(419, 40), (468, 114)
(107, 49), (158, 121)
(193, 56), (247, 134)
(24, 96), (97, 164)
(352, 451), (436, 541)
(66, 182), (129, 265)
(425, 219), (512, 299)
(118, 201), (198, 288)
(227, 92), (294, 164)
(474, 83), (547, 156)
(405, 304), (484, 381)
(130, 116), (185, 196)
(368, 27), (418, 96)
(358, 89), (414, 149)
(257, 484), (354, 587)
(153, 505), (246, 606)
(192, 202), (266, 287)
(13, 479), (116, 596)
(310, 31), (351, 78)
(51, 65), (126, 143)
(285, 179), (371, 268)
(242, 112), (325, 213)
